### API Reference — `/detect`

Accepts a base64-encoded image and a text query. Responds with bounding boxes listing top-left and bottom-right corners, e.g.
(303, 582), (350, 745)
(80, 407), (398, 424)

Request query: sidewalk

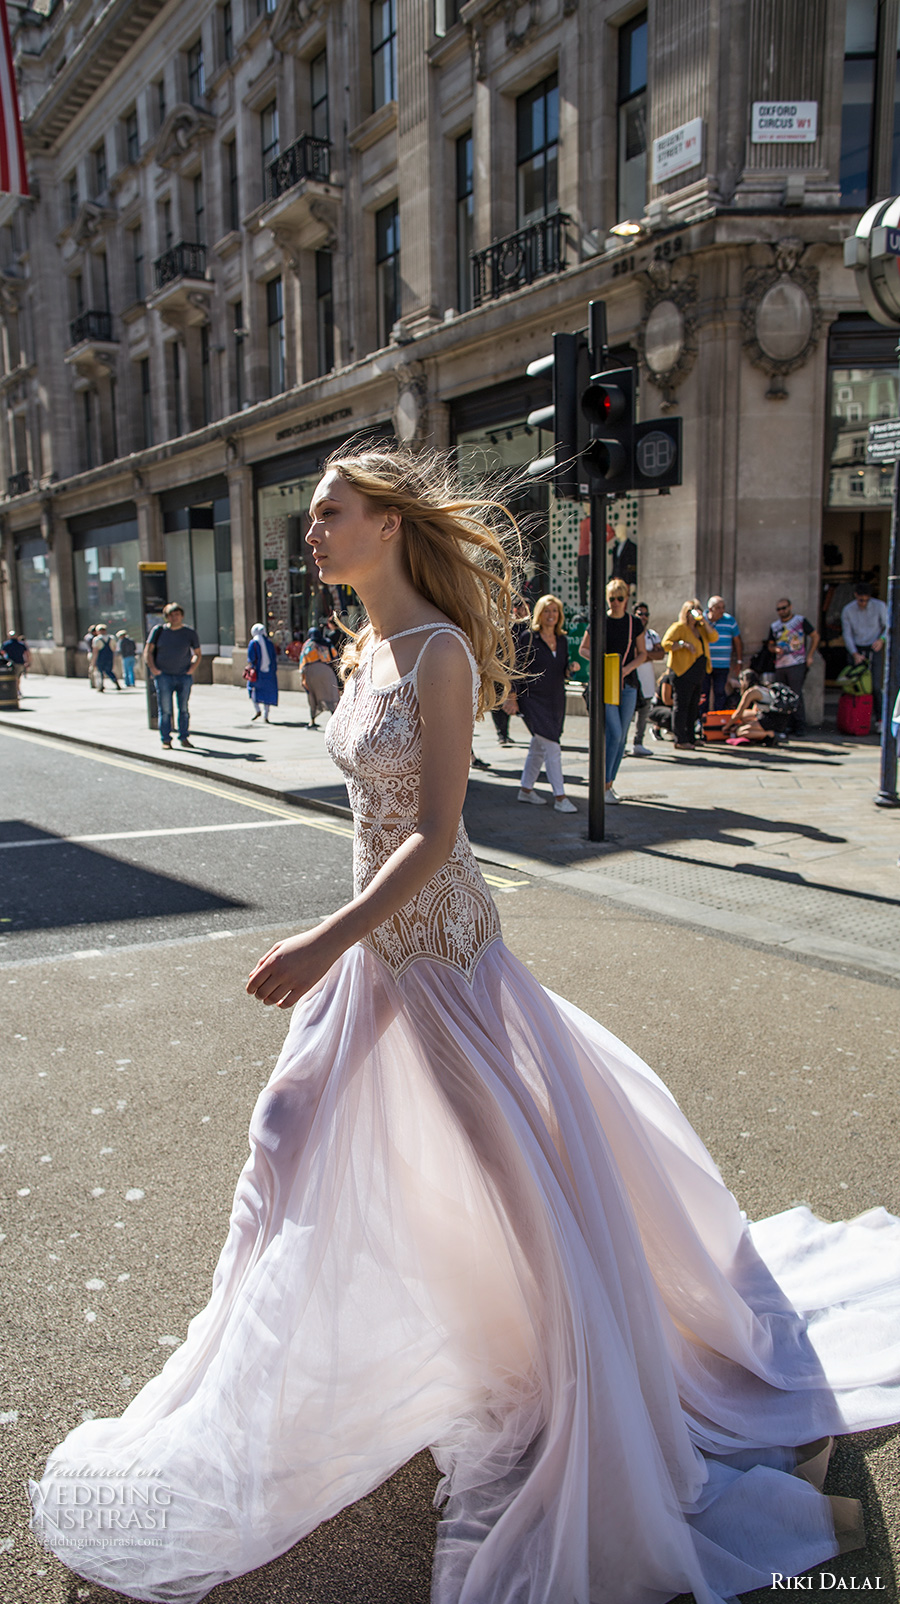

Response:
(3, 672), (899, 980)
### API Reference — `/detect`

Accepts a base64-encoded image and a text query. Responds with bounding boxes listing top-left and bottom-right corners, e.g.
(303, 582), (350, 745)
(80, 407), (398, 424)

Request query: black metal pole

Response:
(876, 452), (900, 805)
(588, 489), (607, 840)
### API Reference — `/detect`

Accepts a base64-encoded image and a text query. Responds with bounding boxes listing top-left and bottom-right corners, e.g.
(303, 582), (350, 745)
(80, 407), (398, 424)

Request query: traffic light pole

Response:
(587, 488), (607, 841)
(876, 451), (900, 806)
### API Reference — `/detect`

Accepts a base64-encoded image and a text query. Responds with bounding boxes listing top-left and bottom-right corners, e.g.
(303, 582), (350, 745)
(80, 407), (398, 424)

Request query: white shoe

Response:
(631, 744), (652, 757)
(605, 787), (620, 804)
(553, 797), (577, 813)
(517, 789), (546, 805)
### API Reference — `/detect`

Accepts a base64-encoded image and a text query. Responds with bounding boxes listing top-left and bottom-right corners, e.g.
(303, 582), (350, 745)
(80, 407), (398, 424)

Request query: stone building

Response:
(0, 0), (895, 682)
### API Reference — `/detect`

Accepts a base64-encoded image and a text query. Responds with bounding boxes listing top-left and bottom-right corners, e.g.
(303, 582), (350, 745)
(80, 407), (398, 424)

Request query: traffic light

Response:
(525, 330), (590, 500)
(580, 366), (636, 494)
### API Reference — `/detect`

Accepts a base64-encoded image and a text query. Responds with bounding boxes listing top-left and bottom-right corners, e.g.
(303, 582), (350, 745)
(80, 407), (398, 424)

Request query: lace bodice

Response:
(325, 624), (501, 979)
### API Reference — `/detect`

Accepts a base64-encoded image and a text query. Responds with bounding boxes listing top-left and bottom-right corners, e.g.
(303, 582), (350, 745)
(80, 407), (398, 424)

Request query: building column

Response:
(227, 458), (256, 650)
(0, 516), (15, 636)
(41, 495), (78, 674)
(135, 487), (164, 564)
(396, 0), (440, 330)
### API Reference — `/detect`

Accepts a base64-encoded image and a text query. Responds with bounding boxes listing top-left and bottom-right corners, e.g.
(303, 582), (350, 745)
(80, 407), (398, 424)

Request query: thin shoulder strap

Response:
(411, 625), (479, 696)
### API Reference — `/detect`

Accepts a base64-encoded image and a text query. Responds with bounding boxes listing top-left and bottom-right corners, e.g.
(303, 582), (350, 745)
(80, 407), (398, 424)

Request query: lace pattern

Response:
(325, 626), (501, 979)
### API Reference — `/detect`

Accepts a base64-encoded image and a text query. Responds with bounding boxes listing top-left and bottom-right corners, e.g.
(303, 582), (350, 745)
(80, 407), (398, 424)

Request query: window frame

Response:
(371, 0), (397, 111)
(455, 129), (474, 313)
(261, 100), (279, 195)
(315, 249), (334, 376)
(125, 108), (139, 165)
(375, 198), (400, 347)
(267, 275), (285, 396)
(310, 49), (329, 142)
(616, 11), (648, 225)
(515, 73), (559, 230)
(188, 39), (206, 107)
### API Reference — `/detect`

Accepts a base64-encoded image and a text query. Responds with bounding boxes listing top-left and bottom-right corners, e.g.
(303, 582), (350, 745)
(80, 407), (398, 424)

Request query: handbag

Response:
(243, 666), (257, 683)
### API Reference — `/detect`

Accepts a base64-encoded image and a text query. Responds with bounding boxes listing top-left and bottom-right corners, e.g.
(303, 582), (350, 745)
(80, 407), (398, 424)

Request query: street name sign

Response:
(751, 101), (818, 143)
(866, 419), (900, 462)
(652, 119), (703, 183)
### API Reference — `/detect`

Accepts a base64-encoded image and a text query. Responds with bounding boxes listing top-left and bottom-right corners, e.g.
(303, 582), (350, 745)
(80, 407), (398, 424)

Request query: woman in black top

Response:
(509, 594), (577, 812)
(578, 581), (647, 802)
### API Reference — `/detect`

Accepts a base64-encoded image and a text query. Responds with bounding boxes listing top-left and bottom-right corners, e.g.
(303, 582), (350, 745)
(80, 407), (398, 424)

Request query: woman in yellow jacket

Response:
(660, 600), (718, 749)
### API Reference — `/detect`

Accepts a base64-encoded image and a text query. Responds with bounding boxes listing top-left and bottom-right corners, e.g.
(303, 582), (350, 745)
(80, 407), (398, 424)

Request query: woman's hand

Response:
(246, 926), (340, 1009)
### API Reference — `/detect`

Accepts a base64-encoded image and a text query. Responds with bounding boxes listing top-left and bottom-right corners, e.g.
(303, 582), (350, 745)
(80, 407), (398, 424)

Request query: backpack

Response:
(836, 661), (873, 697)
(767, 682), (800, 716)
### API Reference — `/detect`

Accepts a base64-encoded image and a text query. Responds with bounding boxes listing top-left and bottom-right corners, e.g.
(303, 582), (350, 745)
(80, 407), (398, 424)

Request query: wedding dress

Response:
(31, 624), (900, 1604)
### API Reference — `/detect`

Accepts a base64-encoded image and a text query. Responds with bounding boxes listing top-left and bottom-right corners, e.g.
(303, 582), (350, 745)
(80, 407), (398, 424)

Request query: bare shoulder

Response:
(418, 628), (475, 684)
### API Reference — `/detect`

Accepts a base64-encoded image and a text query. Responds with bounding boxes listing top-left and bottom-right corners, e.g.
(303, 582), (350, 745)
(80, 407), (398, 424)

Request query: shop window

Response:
(188, 40), (206, 107)
(163, 501), (233, 649)
(267, 276), (285, 395)
(841, 0), (877, 208)
(372, 0), (397, 111)
(827, 365), (898, 507)
(15, 535), (53, 641)
(617, 12), (647, 223)
(311, 50), (329, 141)
(376, 199), (400, 346)
(516, 74), (559, 230)
(456, 417), (550, 602)
(72, 521), (141, 643)
(456, 131), (473, 312)
(316, 251), (334, 375)
(256, 473), (324, 643)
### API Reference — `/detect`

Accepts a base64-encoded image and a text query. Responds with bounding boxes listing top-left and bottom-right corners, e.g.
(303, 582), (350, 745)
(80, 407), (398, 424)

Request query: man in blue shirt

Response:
(842, 583), (889, 732)
(704, 597), (742, 710)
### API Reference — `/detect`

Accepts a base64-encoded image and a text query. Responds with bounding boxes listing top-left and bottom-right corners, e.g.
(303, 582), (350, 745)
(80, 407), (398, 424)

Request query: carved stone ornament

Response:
(740, 238), (821, 400)
(0, 269), (24, 317)
(271, 0), (325, 49)
(636, 266), (699, 411)
(154, 105), (216, 171)
(502, 0), (540, 50)
(466, 16), (487, 80)
(392, 360), (428, 448)
(70, 201), (116, 247)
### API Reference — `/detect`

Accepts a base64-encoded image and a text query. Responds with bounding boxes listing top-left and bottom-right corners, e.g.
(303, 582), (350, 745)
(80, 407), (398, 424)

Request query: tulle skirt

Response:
(30, 940), (900, 1603)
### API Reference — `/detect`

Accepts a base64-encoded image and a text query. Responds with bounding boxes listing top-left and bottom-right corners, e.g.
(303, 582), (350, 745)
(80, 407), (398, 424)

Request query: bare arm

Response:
(143, 637), (158, 675)
(806, 629), (820, 665)
(247, 633), (475, 1008)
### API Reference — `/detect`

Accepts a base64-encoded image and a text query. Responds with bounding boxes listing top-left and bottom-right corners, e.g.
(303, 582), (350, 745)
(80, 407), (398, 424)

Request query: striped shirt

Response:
(706, 611), (740, 668)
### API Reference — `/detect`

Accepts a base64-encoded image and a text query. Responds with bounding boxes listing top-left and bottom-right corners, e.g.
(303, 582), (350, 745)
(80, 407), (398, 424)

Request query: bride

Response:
(31, 447), (900, 1603)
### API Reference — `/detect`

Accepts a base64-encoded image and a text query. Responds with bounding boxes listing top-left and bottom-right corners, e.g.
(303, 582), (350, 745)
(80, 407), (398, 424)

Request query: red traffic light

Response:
(582, 380), (627, 426)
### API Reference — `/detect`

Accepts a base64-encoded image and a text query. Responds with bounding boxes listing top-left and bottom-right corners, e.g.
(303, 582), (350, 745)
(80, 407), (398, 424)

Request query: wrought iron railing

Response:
(265, 135), (332, 202)
(153, 241), (207, 290)
(69, 308), (115, 346)
(7, 471), (31, 496)
(470, 211), (570, 307)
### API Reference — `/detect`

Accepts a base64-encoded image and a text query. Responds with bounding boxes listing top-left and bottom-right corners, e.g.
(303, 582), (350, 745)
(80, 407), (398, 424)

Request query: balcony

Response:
(147, 241), (210, 327)
(256, 135), (339, 252)
(65, 308), (119, 377)
(470, 212), (570, 308)
(7, 470), (31, 497)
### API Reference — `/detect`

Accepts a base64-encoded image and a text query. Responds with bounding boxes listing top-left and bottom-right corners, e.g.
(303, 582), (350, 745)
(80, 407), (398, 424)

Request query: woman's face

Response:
(607, 591), (628, 613)
(306, 471), (397, 588)
(539, 602), (560, 631)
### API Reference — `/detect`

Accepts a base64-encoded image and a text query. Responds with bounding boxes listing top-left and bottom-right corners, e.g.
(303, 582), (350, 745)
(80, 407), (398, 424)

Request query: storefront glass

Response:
(257, 475), (322, 644)
(72, 532), (141, 642)
(455, 418), (552, 605)
(827, 366), (898, 507)
(15, 533), (53, 641)
(162, 496), (234, 652)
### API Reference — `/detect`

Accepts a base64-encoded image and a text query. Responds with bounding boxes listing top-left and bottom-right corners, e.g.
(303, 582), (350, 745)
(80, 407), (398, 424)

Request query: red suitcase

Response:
(837, 691), (872, 736)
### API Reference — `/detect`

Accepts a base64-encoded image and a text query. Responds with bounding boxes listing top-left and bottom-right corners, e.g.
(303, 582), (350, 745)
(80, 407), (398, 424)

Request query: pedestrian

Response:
(841, 582), (888, 734)
(649, 668), (675, 740)
(33, 441), (900, 1604)
(143, 602), (201, 749)
(510, 593), (577, 812)
(1, 630), (30, 689)
(284, 629), (304, 664)
(704, 596), (742, 710)
(244, 622), (279, 723)
(628, 601), (664, 756)
(766, 598), (820, 736)
(115, 629), (137, 687)
(576, 582), (647, 799)
(661, 600), (718, 750)
(299, 624), (341, 728)
(720, 669), (778, 745)
(91, 625), (122, 692)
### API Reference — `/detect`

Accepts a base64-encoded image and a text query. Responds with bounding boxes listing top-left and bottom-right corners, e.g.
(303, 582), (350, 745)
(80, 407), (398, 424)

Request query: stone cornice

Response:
(21, 0), (167, 151)
(349, 101), (398, 153)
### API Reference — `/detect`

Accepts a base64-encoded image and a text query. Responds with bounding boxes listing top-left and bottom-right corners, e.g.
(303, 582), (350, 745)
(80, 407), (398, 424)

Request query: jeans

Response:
(774, 662), (807, 734)
(605, 681), (638, 782)
(521, 733), (565, 794)
(154, 672), (192, 743)
(703, 665), (731, 712)
(121, 655), (135, 687)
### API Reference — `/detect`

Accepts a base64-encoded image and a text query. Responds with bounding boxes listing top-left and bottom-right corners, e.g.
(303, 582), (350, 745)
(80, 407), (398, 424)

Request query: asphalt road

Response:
(1, 731), (899, 1604)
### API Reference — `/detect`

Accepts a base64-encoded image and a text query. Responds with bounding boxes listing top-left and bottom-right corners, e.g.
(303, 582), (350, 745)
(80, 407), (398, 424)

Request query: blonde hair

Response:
(320, 445), (520, 712)
(531, 593), (566, 635)
(606, 580), (629, 602)
(678, 598), (703, 626)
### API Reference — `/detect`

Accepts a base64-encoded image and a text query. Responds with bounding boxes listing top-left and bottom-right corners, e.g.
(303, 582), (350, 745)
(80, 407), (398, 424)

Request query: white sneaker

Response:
(517, 789), (546, 805)
(553, 797), (577, 813)
(631, 744), (652, 757)
(605, 787), (620, 804)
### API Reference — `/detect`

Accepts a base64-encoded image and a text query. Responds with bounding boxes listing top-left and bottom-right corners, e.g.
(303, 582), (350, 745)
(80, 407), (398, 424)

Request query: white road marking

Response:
(0, 818), (308, 850)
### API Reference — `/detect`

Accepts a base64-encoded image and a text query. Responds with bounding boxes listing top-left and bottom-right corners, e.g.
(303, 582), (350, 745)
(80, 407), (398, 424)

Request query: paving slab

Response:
(3, 671), (899, 981)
